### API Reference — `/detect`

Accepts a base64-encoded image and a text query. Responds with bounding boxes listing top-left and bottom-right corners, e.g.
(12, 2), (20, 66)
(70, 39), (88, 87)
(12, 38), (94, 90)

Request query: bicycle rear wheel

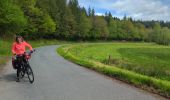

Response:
(17, 65), (24, 80)
(20, 70), (25, 78)
(26, 64), (34, 84)
(20, 65), (25, 78)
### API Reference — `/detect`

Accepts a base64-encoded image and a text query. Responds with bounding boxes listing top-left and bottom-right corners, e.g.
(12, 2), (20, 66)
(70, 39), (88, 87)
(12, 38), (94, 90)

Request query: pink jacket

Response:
(12, 41), (33, 55)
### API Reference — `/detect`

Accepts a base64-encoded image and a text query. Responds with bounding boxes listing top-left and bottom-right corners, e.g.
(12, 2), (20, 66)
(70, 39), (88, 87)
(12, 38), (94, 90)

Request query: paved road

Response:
(0, 45), (167, 100)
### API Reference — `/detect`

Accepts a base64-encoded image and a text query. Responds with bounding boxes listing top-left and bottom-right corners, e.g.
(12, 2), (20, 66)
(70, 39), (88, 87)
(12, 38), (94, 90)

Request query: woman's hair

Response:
(15, 36), (24, 43)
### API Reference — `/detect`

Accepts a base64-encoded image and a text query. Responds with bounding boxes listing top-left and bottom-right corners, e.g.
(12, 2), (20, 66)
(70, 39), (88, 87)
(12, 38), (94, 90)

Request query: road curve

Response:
(0, 45), (167, 100)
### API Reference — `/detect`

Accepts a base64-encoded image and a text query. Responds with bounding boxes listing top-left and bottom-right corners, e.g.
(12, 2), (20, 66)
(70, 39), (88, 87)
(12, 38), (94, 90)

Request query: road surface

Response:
(0, 45), (167, 100)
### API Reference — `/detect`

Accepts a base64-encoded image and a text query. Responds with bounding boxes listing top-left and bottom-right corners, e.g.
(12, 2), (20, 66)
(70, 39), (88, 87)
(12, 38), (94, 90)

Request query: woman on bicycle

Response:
(12, 35), (33, 82)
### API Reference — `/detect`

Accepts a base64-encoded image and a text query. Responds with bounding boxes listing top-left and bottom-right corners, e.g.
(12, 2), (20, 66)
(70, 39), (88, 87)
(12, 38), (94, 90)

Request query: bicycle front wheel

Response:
(26, 64), (34, 84)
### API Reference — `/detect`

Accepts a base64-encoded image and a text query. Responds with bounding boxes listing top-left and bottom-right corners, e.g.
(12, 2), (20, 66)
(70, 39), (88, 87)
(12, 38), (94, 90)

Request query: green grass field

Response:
(0, 40), (12, 65)
(0, 40), (12, 56)
(57, 43), (170, 98)
(69, 43), (170, 81)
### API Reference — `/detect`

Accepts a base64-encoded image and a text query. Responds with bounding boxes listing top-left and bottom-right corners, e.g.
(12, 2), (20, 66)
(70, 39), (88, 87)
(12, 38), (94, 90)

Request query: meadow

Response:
(68, 43), (170, 81)
(57, 43), (170, 98)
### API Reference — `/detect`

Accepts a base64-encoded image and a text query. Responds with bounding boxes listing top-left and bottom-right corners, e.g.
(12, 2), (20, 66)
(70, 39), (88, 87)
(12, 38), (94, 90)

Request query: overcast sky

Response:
(78, 0), (170, 21)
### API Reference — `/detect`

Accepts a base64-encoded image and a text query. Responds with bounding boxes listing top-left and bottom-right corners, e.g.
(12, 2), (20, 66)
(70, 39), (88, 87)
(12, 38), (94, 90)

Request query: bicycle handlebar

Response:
(27, 49), (36, 55)
(16, 49), (35, 57)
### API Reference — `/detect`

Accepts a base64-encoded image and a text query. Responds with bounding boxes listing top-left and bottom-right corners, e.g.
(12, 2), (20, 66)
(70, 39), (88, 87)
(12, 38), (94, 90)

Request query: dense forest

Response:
(1, 0), (170, 45)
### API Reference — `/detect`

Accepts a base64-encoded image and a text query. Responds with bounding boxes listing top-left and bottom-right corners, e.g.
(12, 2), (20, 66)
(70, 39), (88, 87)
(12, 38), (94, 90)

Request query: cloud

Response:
(112, 0), (170, 21)
(95, 12), (104, 16)
(78, 0), (170, 21)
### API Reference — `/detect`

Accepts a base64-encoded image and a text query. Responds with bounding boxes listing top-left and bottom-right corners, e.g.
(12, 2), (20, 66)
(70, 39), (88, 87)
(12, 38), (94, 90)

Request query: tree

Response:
(17, 0), (56, 39)
(123, 14), (127, 20)
(108, 19), (118, 39)
(68, 0), (81, 23)
(64, 7), (77, 39)
(91, 8), (95, 17)
(1, 0), (169, 43)
(159, 27), (170, 45)
(93, 16), (109, 39)
(88, 7), (92, 17)
(105, 11), (112, 26)
(0, 0), (27, 37)
(68, 0), (93, 40)
(150, 22), (161, 42)
(81, 7), (88, 16)
(56, 5), (77, 39)
(135, 22), (148, 41)
(39, 13), (56, 33)
(78, 11), (92, 39)
(121, 20), (136, 40)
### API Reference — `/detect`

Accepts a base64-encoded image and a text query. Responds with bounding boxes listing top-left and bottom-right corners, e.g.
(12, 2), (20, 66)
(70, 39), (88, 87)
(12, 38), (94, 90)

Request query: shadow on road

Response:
(1, 73), (31, 84)
(1, 73), (16, 82)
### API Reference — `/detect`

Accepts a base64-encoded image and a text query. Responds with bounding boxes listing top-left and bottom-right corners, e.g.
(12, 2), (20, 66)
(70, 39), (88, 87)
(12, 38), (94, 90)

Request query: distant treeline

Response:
(1, 0), (170, 45)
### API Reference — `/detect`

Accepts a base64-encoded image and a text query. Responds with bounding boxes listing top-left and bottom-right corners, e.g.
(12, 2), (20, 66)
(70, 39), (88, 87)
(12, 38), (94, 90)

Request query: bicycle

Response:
(15, 50), (35, 84)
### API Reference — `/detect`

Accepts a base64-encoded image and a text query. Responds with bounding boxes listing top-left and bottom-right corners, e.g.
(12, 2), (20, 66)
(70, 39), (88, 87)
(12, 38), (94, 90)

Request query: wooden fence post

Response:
(108, 55), (111, 64)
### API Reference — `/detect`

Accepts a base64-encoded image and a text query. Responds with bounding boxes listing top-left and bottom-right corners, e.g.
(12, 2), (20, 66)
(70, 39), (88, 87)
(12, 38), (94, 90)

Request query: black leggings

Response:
(16, 65), (21, 78)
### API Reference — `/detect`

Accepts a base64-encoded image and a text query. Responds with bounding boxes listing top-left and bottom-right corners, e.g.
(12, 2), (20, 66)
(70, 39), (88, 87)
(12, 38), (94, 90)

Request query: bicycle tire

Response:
(26, 64), (34, 84)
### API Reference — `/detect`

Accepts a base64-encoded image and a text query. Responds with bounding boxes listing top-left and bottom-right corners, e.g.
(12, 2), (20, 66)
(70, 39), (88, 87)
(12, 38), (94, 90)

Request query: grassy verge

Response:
(57, 44), (170, 98)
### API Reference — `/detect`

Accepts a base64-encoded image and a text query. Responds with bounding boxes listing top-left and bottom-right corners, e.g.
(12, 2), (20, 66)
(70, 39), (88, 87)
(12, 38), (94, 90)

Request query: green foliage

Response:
(1, 0), (170, 45)
(41, 14), (56, 33)
(105, 12), (112, 26)
(159, 27), (170, 45)
(90, 16), (109, 39)
(149, 23), (170, 45)
(152, 22), (162, 42)
(68, 0), (81, 23)
(119, 48), (170, 80)
(58, 7), (77, 39)
(0, 39), (12, 56)
(78, 12), (92, 39)
(15, 0), (56, 39)
(0, 0), (27, 36)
